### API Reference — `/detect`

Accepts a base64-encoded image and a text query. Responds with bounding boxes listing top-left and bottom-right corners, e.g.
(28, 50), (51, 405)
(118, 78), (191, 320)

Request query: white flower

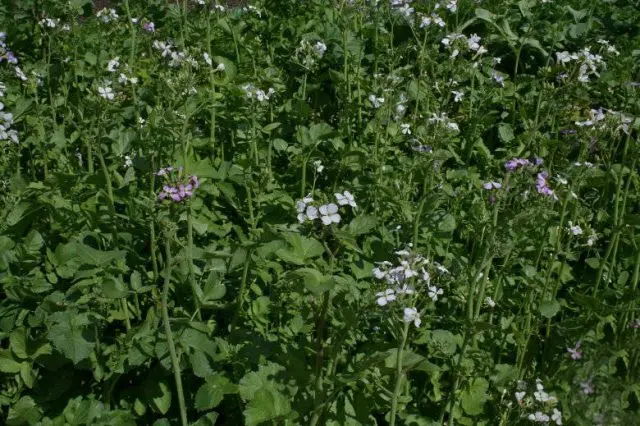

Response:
(396, 284), (415, 295)
(421, 268), (430, 284)
(313, 41), (327, 57)
(96, 8), (119, 23)
(552, 408), (562, 425)
(215, 63), (226, 72)
(434, 262), (449, 274)
(528, 412), (550, 422)
(15, 67), (27, 81)
(567, 221), (583, 235)
(306, 205), (319, 221)
(587, 232), (597, 246)
(203, 52), (212, 66)
(428, 285), (443, 301)
(319, 203), (341, 225)
(376, 289), (396, 306)
(403, 307), (421, 327)
(335, 191), (356, 208)
(98, 86), (115, 100)
(313, 160), (324, 173)
(368, 94), (384, 108)
(467, 34), (481, 51)
(556, 51), (572, 64)
(447, 122), (460, 131)
(485, 297), (496, 308)
(372, 267), (387, 279)
(400, 123), (411, 135)
(445, 0), (458, 12)
(515, 391), (526, 402)
(123, 155), (133, 168)
(452, 90), (464, 102)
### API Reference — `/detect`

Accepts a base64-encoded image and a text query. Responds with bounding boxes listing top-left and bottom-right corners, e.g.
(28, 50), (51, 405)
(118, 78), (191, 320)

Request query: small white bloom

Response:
(319, 203), (341, 225)
(376, 289), (396, 306)
(396, 284), (415, 295)
(428, 285), (443, 301)
(485, 297), (496, 308)
(567, 221), (583, 236)
(123, 155), (133, 168)
(15, 67), (27, 81)
(335, 191), (356, 208)
(528, 412), (550, 422)
(368, 94), (384, 108)
(552, 408), (562, 425)
(306, 205), (319, 221)
(215, 63), (226, 72)
(452, 90), (464, 102)
(313, 41), (327, 57)
(403, 307), (421, 327)
(400, 123), (411, 135)
(372, 267), (387, 279)
(98, 85), (115, 100)
(203, 52), (212, 66)
(313, 160), (324, 173)
(515, 391), (526, 402)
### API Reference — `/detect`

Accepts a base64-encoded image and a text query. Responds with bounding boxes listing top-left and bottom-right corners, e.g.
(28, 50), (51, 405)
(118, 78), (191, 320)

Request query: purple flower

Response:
(5, 51), (17, 64)
(505, 158), (531, 170)
(483, 181), (502, 190)
(536, 171), (558, 201)
(535, 157), (544, 166)
(143, 22), (155, 32)
(189, 175), (200, 189)
(567, 341), (582, 360)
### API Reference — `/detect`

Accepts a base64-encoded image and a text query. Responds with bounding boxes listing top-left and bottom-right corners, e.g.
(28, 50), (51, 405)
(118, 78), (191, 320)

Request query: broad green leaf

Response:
(151, 381), (172, 415)
(539, 299), (561, 318)
(438, 214), (457, 232)
(0, 349), (22, 373)
(7, 396), (42, 426)
(348, 215), (377, 236)
(46, 311), (94, 364)
(243, 388), (292, 426)
(460, 378), (489, 416)
(498, 123), (515, 143)
(293, 268), (334, 296)
(195, 375), (234, 411)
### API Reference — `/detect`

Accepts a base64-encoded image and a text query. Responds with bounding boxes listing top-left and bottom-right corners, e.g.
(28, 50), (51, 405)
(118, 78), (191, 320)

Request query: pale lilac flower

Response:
(567, 221), (583, 236)
(567, 341), (582, 360)
(515, 391), (526, 403)
(335, 191), (356, 208)
(483, 181), (502, 190)
(403, 307), (421, 327)
(505, 158), (531, 170)
(536, 171), (558, 200)
(485, 297), (496, 308)
(319, 203), (341, 225)
(313, 41), (327, 58)
(143, 22), (155, 32)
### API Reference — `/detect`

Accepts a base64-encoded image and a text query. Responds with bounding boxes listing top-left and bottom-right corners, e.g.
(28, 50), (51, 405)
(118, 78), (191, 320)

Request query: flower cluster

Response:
(152, 40), (197, 68)
(575, 107), (605, 127)
(505, 157), (532, 170)
(0, 84), (18, 144)
(555, 47), (606, 83)
(536, 171), (558, 201)
(157, 166), (200, 202)
(368, 94), (384, 108)
(295, 191), (356, 225)
(96, 8), (119, 24)
(441, 33), (487, 58)
(515, 379), (562, 424)
(392, 0), (414, 18)
(428, 112), (460, 132)
(0, 32), (18, 65)
(39, 17), (61, 29)
(296, 39), (327, 69)
(241, 83), (275, 102)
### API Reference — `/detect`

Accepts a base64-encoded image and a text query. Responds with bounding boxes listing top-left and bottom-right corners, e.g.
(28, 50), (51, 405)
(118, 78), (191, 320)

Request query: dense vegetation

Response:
(1, 0), (639, 424)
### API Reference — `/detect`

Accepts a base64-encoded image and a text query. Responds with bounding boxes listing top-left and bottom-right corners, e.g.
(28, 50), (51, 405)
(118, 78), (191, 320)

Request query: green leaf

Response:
(498, 123), (515, 143)
(293, 268), (334, 296)
(201, 273), (226, 302)
(7, 396), (42, 426)
(474, 8), (495, 21)
(0, 349), (22, 373)
(460, 378), (489, 416)
(46, 311), (94, 364)
(243, 388), (292, 426)
(212, 56), (236, 85)
(276, 234), (324, 265)
(348, 215), (377, 236)
(84, 52), (97, 66)
(151, 381), (172, 415)
(195, 375), (234, 411)
(539, 299), (561, 318)
(102, 276), (128, 298)
(438, 214), (457, 232)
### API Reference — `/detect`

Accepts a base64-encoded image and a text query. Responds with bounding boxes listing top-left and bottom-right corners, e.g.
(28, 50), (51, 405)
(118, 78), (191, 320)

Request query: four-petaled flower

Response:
(335, 191), (356, 208)
(319, 203), (341, 225)
(403, 307), (421, 328)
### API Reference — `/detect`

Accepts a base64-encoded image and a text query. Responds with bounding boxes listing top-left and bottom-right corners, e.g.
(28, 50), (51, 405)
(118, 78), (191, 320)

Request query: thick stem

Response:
(309, 291), (331, 426)
(161, 239), (188, 426)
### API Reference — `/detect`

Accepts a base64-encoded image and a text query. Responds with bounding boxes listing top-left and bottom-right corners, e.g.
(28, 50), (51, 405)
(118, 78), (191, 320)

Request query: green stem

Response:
(389, 321), (410, 426)
(187, 207), (202, 320)
(161, 239), (188, 426)
(309, 291), (331, 426)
